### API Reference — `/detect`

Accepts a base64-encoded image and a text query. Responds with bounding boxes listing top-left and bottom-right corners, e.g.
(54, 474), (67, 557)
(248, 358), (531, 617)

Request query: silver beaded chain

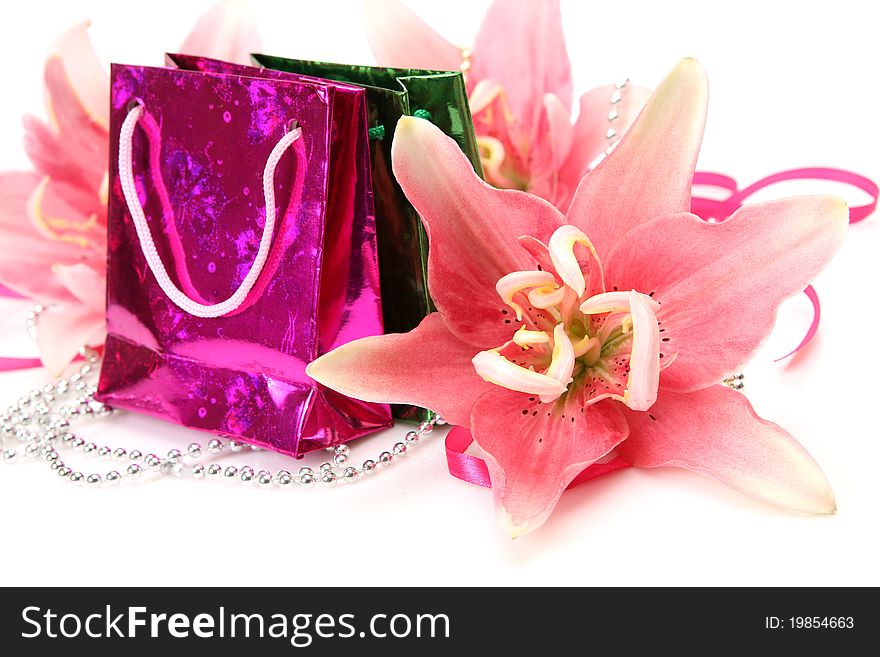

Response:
(2, 309), (445, 490)
(588, 79), (630, 171)
(0, 344), (741, 491)
(25, 304), (43, 341)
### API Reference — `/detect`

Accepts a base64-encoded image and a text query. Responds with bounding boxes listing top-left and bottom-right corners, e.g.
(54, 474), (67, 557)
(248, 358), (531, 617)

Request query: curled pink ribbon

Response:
(692, 167), (878, 224)
(0, 283), (20, 299)
(448, 167), (878, 489)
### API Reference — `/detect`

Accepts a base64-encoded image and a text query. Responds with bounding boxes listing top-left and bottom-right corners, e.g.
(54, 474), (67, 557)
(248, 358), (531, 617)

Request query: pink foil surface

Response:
(96, 62), (391, 457)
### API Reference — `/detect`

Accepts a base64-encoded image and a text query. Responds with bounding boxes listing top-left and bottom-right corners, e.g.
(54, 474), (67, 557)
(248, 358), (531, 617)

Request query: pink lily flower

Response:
(363, 0), (651, 210)
(0, 0), (261, 374)
(308, 59), (846, 537)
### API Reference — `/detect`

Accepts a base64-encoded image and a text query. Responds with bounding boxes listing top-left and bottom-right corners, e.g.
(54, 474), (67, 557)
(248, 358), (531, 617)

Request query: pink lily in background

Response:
(364, 0), (651, 210)
(308, 59), (846, 537)
(0, 0), (261, 374)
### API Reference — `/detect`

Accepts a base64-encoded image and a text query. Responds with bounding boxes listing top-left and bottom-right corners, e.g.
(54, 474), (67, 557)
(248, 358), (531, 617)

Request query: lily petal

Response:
(0, 171), (80, 304)
(566, 59), (708, 261)
(38, 57), (108, 192)
(180, 0), (262, 65)
(46, 22), (109, 129)
(618, 386), (836, 514)
(517, 235), (558, 279)
(527, 93), (574, 206)
(22, 115), (95, 197)
(471, 391), (628, 537)
(53, 263), (106, 313)
(363, 0), (463, 71)
(26, 175), (103, 250)
(604, 199), (849, 392)
(36, 304), (105, 375)
(392, 116), (563, 348)
(471, 0), (572, 135)
(469, 79), (507, 115)
(306, 313), (491, 427)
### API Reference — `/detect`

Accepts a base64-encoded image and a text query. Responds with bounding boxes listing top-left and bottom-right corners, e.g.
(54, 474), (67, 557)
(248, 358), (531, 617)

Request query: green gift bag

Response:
(253, 55), (483, 421)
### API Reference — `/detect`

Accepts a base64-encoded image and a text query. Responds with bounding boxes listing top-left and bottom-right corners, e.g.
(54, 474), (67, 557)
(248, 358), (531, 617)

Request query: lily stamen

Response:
(512, 326), (551, 346)
(476, 225), (662, 411)
(496, 270), (556, 320)
(472, 350), (567, 398)
(527, 285), (564, 309)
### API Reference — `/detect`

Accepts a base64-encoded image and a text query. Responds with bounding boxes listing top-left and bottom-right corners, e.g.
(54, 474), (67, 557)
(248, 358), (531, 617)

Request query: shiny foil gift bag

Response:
(252, 55), (484, 421)
(95, 62), (392, 457)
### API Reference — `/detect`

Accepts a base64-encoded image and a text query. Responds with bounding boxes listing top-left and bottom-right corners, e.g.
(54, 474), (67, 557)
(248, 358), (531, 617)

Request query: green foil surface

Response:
(253, 55), (483, 421)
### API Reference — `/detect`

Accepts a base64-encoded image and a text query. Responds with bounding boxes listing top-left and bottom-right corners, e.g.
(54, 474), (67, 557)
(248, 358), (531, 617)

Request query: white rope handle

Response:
(118, 102), (303, 318)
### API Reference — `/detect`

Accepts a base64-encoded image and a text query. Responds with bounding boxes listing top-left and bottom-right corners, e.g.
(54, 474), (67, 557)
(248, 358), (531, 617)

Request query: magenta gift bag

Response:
(95, 63), (392, 457)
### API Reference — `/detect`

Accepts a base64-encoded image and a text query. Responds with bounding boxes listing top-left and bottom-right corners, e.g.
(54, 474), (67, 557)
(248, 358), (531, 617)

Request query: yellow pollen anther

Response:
(496, 270), (556, 320)
(527, 285), (564, 309)
(548, 225), (599, 297)
(477, 135), (506, 176)
(512, 326), (550, 346)
(541, 324), (575, 403)
(472, 350), (567, 398)
(580, 290), (661, 315)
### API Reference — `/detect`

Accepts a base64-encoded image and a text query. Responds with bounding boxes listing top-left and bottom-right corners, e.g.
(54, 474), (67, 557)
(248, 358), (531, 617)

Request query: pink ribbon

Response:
(0, 356), (42, 371)
(448, 167), (878, 490)
(0, 283), (21, 299)
(692, 167), (878, 225)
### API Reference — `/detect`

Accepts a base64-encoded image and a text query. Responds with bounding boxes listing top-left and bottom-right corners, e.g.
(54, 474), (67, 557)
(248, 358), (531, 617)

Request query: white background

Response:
(0, 0), (878, 586)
